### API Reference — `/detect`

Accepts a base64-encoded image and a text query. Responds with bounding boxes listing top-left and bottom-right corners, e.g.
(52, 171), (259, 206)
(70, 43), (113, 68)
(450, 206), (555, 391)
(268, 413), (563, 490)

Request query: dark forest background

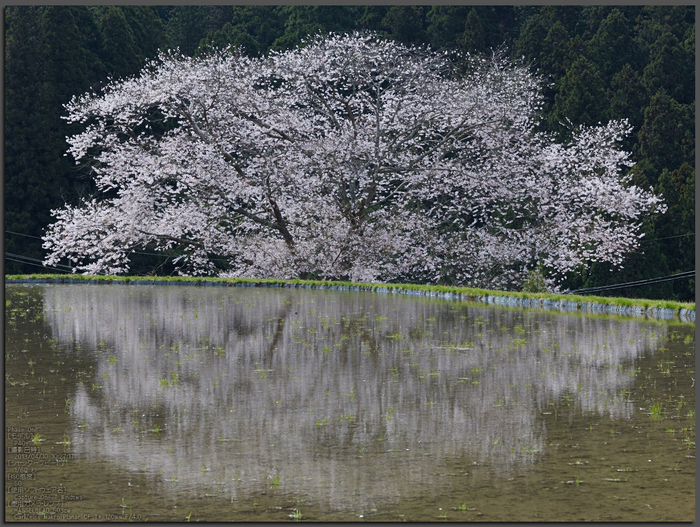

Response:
(4, 6), (695, 300)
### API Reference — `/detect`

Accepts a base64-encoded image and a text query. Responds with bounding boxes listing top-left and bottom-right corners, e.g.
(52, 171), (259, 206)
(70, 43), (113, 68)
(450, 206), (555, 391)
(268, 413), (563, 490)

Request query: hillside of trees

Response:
(4, 6), (695, 300)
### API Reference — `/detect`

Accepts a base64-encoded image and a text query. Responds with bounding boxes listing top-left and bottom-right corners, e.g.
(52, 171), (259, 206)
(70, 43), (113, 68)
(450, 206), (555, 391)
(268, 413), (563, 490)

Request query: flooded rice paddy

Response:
(5, 283), (695, 521)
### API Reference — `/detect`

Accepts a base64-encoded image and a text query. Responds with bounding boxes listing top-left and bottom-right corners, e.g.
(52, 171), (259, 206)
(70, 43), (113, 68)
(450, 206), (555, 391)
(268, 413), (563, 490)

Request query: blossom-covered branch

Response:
(44, 32), (664, 288)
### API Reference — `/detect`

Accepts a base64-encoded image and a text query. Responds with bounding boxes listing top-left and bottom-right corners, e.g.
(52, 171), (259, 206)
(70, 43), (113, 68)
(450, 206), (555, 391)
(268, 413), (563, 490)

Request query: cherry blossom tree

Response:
(43, 32), (664, 289)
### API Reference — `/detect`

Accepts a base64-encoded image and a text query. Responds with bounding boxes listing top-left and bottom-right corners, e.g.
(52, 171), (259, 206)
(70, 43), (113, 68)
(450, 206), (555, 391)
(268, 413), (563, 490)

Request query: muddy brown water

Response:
(5, 284), (695, 521)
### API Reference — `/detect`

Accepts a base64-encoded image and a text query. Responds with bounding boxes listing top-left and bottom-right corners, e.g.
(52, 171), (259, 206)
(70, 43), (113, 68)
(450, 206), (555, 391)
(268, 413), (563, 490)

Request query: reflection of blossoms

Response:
(43, 284), (663, 510)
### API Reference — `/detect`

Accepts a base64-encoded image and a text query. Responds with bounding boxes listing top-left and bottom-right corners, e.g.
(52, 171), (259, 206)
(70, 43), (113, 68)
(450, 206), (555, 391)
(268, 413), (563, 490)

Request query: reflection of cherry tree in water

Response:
(44, 285), (665, 509)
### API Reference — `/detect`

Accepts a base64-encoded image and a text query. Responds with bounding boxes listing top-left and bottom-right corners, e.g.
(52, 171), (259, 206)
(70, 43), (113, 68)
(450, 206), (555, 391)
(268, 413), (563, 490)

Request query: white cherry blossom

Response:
(43, 33), (663, 288)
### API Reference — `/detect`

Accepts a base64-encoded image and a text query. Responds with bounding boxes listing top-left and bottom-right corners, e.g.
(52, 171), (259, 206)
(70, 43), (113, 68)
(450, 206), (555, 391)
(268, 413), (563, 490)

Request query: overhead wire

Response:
(5, 252), (72, 273)
(5, 230), (43, 239)
(5, 230), (695, 280)
(5, 230), (231, 262)
(631, 232), (695, 243)
(565, 270), (695, 295)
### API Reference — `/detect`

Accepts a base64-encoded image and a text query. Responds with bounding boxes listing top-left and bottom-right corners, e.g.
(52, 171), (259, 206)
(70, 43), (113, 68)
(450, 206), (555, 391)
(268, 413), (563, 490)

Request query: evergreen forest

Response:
(4, 5), (695, 300)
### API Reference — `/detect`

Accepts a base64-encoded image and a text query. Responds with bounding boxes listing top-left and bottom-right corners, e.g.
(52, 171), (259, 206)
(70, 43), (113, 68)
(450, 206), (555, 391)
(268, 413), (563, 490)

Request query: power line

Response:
(5, 230), (695, 277)
(565, 270), (695, 295)
(5, 251), (73, 271)
(639, 232), (695, 243)
(5, 230), (44, 240)
(5, 254), (72, 274)
(5, 229), (185, 259)
(5, 230), (231, 262)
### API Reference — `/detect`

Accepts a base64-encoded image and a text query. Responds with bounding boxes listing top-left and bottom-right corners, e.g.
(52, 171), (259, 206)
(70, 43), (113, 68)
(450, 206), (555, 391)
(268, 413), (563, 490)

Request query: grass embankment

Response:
(5, 273), (695, 313)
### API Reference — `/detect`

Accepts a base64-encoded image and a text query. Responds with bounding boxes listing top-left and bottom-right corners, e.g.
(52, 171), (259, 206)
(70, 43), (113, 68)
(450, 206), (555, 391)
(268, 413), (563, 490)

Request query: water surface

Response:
(5, 284), (695, 521)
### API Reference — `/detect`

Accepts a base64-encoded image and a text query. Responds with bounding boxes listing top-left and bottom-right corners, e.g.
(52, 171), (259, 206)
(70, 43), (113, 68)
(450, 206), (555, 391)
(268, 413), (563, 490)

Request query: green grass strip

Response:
(6, 273), (694, 313)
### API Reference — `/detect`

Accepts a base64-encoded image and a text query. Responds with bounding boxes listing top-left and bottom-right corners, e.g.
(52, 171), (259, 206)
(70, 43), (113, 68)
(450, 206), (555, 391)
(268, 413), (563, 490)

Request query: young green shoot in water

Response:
(676, 397), (684, 412)
(160, 372), (180, 387)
